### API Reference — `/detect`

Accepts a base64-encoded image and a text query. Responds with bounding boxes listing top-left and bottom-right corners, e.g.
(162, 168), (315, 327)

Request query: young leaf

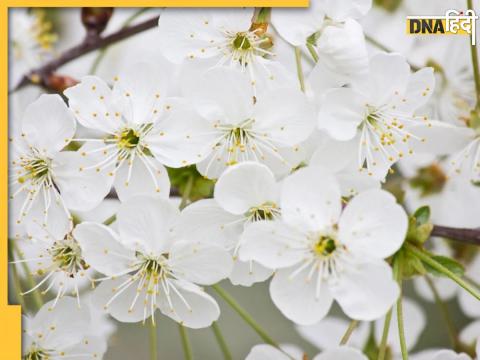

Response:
(423, 255), (465, 277)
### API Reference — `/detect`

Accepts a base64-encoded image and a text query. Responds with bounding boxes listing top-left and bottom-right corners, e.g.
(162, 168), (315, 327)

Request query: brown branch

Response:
(432, 225), (480, 246)
(12, 15), (160, 92)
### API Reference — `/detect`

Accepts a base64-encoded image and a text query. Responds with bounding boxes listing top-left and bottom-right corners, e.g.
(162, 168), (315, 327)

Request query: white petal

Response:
(366, 53), (410, 106)
(313, 347), (369, 360)
(54, 151), (113, 211)
(339, 189), (408, 259)
(74, 222), (135, 276)
(111, 63), (169, 125)
(246, 344), (293, 360)
(321, 0), (371, 20)
(459, 320), (480, 348)
(458, 255), (480, 318)
(60, 336), (107, 360)
(239, 220), (308, 269)
(395, 67), (435, 113)
(117, 196), (179, 254)
(113, 156), (170, 202)
(146, 102), (216, 167)
(270, 267), (334, 325)
(271, 4), (324, 46)
(94, 276), (152, 323)
(169, 241), (233, 285)
(22, 94), (76, 154)
(318, 88), (365, 141)
(176, 199), (243, 250)
(158, 279), (220, 329)
(214, 162), (278, 215)
(64, 76), (121, 133)
(330, 260), (399, 321)
(229, 259), (273, 287)
(184, 67), (254, 124)
(281, 166), (342, 232)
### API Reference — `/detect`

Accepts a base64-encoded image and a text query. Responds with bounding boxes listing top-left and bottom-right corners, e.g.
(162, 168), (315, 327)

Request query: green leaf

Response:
(423, 255), (465, 277)
(413, 206), (430, 226)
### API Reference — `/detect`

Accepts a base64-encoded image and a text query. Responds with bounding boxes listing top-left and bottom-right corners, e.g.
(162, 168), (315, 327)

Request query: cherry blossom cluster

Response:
(8, 2), (480, 359)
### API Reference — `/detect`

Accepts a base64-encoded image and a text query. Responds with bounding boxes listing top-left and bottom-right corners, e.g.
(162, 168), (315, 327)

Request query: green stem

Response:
(377, 307), (393, 360)
(211, 322), (232, 360)
(425, 276), (458, 348)
(340, 320), (359, 345)
(395, 258), (408, 360)
(467, 0), (480, 109)
(405, 243), (480, 301)
(294, 47), (306, 92)
(179, 324), (193, 360)
(306, 42), (319, 63)
(179, 175), (194, 210)
(103, 213), (117, 226)
(12, 240), (43, 310)
(89, 7), (151, 74)
(149, 321), (158, 360)
(211, 284), (279, 347)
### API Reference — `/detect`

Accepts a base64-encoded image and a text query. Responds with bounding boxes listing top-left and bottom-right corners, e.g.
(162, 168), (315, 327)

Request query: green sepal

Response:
(422, 255), (465, 278)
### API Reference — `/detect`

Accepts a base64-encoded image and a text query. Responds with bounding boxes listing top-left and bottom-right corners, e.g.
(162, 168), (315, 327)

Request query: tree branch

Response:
(432, 225), (480, 246)
(12, 15), (160, 92)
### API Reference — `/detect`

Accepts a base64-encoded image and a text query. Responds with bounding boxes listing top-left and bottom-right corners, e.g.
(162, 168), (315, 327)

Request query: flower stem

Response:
(178, 324), (193, 360)
(467, 0), (480, 109)
(405, 243), (480, 301)
(395, 258), (408, 360)
(425, 276), (458, 348)
(377, 307), (393, 360)
(211, 284), (279, 347)
(179, 175), (194, 210)
(339, 320), (359, 345)
(211, 322), (232, 360)
(103, 213), (117, 226)
(149, 321), (158, 360)
(306, 43), (319, 63)
(294, 47), (306, 92)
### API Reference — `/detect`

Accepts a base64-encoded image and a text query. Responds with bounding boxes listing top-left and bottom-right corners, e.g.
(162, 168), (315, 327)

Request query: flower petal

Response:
(330, 260), (399, 321)
(270, 267), (334, 325)
(339, 189), (407, 259)
(22, 94), (76, 154)
(229, 259), (274, 287)
(74, 222), (135, 276)
(214, 162), (279, 215)
(313, 347), (368, 360)
(281, 166), (342, 232)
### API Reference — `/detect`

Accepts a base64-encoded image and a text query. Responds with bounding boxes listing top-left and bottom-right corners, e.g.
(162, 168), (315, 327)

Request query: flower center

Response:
(48, 236), (89, 277)
(232, 33), (252, 50)
(18, 157), (51, 185)
(118, 128), (141, 149)
(247, 202), (280, 221)
(24, 347), (52, 360)
(313, 235), (338, 257)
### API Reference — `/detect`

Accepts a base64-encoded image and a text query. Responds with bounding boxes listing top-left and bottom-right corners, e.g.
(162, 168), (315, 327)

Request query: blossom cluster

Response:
(9, 2), (480, 359)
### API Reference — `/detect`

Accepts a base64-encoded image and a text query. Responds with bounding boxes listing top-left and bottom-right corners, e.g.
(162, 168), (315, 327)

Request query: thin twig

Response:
(12, 15), (160, 92)
(431, 225), (480, 246)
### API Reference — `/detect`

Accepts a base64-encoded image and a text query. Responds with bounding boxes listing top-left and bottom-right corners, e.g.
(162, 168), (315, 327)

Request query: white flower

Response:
(181, 67), (315, 179)
(13, 214), (94, 307)
(447, 128), (480, 184)
(22, 297), (107, 360)
(272, 4), (369, 83)
(309, 133), (380, 196)
(245, 344), (368, 360)
(64, 61), (213, 201)
(157, 8), (291, 88)
(74, 195), (233, 328)
(9, 8), (57, 87)
(239, 166), (407, 324)
(177, 162), (277, 286)
(9, 94), (109, 228)
(411, 350), (473, 360)
(317, 53), (455, 180)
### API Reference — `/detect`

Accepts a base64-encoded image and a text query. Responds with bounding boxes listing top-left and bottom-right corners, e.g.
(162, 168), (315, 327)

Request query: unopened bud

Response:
(81, 7), (113, 37)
